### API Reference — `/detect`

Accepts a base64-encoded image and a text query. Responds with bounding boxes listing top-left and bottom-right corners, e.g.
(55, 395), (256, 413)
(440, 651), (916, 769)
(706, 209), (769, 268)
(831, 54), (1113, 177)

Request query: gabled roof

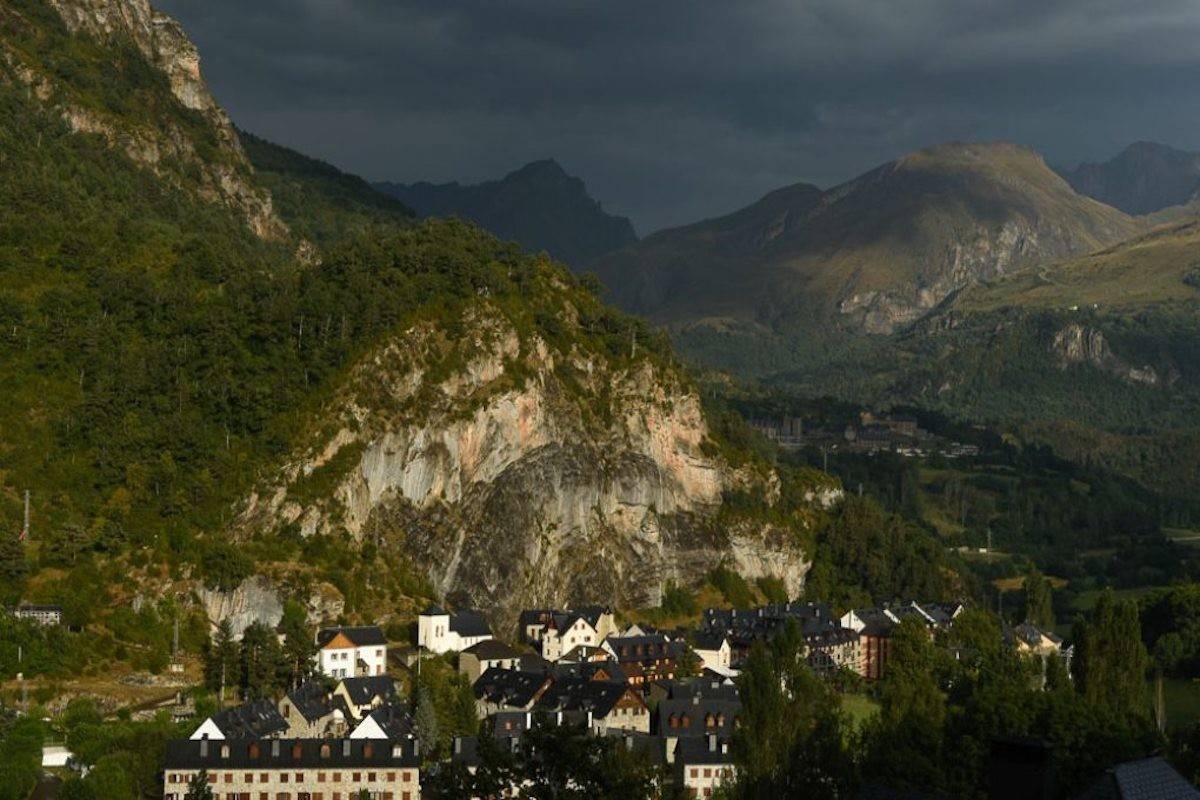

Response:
(474, 668), (552, 709)
(450, 610), (493, 638)
(463, 639), (522, 660)
(286, 681), (342, 723)
(1077, 756), (1200, 800)
(537, 677), (644, 719)
(656, 696), (742, 737)
(675, 734), (735, 765)
(206, 700), (288, 739)
(317, 625), (387, 648)
(338, 675), (398, 706)
(692, 632), (729, 651)
(361, 703), (414, 739)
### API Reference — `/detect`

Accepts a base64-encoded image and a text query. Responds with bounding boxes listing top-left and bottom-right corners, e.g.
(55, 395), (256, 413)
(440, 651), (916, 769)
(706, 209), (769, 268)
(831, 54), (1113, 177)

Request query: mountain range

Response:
(375, 159), (637, 266)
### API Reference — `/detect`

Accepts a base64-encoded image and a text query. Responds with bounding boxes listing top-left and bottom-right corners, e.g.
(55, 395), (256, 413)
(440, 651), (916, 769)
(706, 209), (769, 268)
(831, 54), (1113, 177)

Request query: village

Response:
(48, 591), (1062, 800)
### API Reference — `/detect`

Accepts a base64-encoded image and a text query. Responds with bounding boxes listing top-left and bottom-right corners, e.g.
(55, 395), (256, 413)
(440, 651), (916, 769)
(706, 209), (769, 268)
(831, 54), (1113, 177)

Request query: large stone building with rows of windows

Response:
(162, 737), (420, 800)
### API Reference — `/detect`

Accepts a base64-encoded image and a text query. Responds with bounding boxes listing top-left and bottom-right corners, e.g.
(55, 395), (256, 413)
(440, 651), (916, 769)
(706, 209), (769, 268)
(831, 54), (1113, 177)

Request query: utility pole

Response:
(21, 490), (30, 541)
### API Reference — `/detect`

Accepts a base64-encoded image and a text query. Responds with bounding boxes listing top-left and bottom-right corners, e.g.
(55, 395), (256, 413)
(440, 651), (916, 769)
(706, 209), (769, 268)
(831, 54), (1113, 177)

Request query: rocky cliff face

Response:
(237, 306), (828, 631)
(1051, 324), (1171, 387)
(1, 0), (285, 238)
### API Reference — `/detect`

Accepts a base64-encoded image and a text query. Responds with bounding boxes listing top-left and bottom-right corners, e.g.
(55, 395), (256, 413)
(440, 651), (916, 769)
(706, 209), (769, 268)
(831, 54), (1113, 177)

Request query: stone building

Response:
(163, 737), (420, 800)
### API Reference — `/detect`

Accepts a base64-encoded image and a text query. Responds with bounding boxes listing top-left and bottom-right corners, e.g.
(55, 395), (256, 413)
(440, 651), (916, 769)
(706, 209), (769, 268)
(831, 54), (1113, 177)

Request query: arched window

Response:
(704, 713), (716, 728)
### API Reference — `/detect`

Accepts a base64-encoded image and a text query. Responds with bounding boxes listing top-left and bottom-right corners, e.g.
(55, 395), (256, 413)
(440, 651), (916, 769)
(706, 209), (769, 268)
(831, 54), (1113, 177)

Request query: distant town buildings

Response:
(9, 604), (63, 626)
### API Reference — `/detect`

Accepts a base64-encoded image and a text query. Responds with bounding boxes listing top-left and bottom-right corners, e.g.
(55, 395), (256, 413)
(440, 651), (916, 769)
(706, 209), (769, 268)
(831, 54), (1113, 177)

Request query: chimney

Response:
(199, 740), (208, 758)
(342, 740), (351, 757)
(270, 740), (280, 757)
(625, 735), (634, 751)
(708, 734), (717, 753)
(453, 737), (462, 755)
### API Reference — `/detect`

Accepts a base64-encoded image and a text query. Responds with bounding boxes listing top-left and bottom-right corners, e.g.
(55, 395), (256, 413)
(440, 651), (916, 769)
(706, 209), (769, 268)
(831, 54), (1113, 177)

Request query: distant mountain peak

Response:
(592, 139), (1141, 336)
(1058, 141), (1200, 215)
(374, 160), (636, 265)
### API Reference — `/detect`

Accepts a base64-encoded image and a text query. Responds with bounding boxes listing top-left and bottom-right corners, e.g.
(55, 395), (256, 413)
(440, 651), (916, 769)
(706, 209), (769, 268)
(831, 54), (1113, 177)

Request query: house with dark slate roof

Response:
(315, 625), (388, 678)
(473, 668), (554, 716)
(535, 676), (650, 734)
(349, 703), (415, 740)
(278, 681), (351, 738)
(459, 639), (524, 682)
(162, 737), (419, 800)
(1075, 756), (1200, 800)
(333, 675), (398, 719)
(189, 699), (288, 741)
(418, 604), (494, 654)
(675, 734), (736, 798)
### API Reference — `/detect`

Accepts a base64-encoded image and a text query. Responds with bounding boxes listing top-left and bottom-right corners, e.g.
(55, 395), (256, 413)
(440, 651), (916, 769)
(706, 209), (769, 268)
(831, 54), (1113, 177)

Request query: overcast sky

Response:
(157, 0), (1200, 233)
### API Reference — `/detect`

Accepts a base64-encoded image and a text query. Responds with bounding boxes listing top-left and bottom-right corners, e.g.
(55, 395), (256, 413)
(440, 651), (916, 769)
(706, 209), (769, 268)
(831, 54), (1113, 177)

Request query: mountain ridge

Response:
(1058, 141), (1200, 216)
(592, 140), (1143, 337)
(375, 158), (638, 266)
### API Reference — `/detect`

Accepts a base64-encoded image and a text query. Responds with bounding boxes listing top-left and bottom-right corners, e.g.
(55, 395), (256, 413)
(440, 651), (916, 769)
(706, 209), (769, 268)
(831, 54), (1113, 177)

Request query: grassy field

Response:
(841, 692), (880, 730)
(1154, 678), (1200, 730)
(1165, 528), (1200, 548)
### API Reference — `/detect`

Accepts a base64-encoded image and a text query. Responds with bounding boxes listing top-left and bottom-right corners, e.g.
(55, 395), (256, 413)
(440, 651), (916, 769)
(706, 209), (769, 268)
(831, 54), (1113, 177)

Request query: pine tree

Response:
(0, 533), (28, 604)
(203, 620), (239, 701)
(278, 600), (315, 690)
(413, 683), (440, 756)
(1024, 570), (1055, 629)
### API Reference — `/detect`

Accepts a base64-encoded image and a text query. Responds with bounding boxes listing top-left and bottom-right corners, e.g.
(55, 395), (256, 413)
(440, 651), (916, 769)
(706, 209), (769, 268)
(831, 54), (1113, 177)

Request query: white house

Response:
(41, 746), (72, 768)
(541, 614), (601, 661)
(349, 704), (414, 740)
(676, 735), (736, 797)
(692, 632), (732, 673)
(315, 625), (388, 678)
(417, 605), (493, 654)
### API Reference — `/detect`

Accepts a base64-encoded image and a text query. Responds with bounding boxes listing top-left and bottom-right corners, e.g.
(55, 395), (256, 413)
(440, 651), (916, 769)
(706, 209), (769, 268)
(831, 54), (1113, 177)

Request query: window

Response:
(296, 774), (304, 783)
(245, 773), (254, 782)
(352, 773), (361, 782)
(318, 772), (325, 782)
(320, 744), (331, 759)
(221, 745), (231, 760)
(292, 744), (303, 759)
(249, 744), (261, 759)
(363, 744), (374, 758)
(261, 774), (269, 783)
(368, 772), (376, 782)
(690, 768), (699, 778)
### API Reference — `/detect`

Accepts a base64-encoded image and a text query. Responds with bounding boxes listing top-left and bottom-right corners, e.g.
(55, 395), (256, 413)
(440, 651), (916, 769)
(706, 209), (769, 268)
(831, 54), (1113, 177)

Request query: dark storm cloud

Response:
(156, 0), (1200, 232)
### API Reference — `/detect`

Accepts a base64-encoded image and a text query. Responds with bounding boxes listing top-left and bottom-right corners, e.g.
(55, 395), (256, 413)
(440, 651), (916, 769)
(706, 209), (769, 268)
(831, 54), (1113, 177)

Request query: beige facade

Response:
(163, 765), (419, 800)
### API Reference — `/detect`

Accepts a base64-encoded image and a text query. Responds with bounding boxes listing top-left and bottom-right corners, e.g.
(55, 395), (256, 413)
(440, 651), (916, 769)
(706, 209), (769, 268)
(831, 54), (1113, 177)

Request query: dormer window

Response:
(320, 744), (331, 759)
(292, 744), (303, 759)
(220, 745), (230, 759)
(248, 743), (261, 759)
